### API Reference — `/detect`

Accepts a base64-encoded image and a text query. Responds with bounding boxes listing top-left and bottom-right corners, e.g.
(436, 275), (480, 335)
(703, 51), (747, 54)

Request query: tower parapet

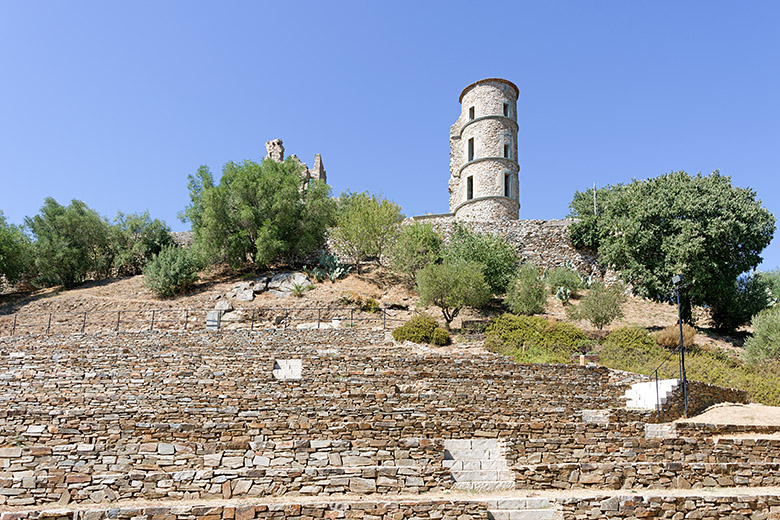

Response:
(448, 78), (520, 220)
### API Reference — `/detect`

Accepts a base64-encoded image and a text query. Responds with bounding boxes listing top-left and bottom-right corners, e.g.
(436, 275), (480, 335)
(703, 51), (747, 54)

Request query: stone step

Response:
(487, 510), (559, 520)
(443, 459), (509, 470)
(452, 480), (515, 491)
(451, 469), (516, 482)
(486, 498), (552, 509)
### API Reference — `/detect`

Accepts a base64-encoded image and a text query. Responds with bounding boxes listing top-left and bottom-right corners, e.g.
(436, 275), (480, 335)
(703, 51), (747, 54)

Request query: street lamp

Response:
(672, 274), (688, 417)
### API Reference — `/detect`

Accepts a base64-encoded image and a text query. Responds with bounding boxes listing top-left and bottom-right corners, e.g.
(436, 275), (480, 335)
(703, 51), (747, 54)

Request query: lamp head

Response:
(672, 274), (683, 286)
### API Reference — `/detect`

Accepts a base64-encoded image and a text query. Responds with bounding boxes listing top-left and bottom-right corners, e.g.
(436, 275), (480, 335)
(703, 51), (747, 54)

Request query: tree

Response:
(416, 260), (491, 329)
(330, 191), (404, 272)
(505, 263), (547, 315)
(0, 211), (31, 284)
(708, 273), (773, 331)
(180, 158), (336, 269)
(568, 171), (775, 326)
(444, 223), (519, 294)
(111, 212), (173, 276)
(388, 221), (443, 284)
(143, 245), (201, 298)
(25, 198), (113, 287)
(566, 281), (627, 330)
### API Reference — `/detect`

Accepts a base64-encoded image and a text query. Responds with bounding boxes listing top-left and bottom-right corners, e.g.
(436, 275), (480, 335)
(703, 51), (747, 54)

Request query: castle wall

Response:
(412, 216), (601, 277)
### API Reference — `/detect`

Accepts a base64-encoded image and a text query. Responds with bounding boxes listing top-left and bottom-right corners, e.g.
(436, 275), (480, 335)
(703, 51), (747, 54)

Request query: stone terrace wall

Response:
(0, 330), (760, 507)
(556, 493), (780, 518)
(412, 216), (600, 275)
(0, 499), (489, 519)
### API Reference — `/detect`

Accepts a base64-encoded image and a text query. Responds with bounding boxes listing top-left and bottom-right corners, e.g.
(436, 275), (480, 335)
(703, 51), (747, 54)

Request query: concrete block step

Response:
(451, 469), (515, 482)
(486, 498), (552, 510)
(443, 459), (509, 470)
(487, 510), (559, 520)
(444, 448), (504, 460)
(452, 480), (515, 492)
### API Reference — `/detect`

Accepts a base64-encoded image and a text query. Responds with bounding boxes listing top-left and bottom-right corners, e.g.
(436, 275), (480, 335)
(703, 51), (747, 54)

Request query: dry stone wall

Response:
(0, 330), (761, 509)
(412, 217), (600, 276)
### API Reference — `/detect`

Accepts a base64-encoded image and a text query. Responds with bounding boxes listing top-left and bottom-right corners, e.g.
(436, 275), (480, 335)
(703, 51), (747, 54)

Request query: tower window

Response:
(503, 103), (509, 117)
(503, 144), (510, 159)
(467, 176), (474, 200)
(504, 173), (511, 197)
(468, 138), (474, 162)
(469, 106), (475, 120)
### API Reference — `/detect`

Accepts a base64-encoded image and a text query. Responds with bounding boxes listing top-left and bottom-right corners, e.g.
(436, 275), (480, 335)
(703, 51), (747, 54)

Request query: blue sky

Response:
(1, 1), (778, 270)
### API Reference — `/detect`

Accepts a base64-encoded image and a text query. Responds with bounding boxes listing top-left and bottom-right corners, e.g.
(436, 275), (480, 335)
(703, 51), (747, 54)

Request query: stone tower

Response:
(448, 78), (520, 220)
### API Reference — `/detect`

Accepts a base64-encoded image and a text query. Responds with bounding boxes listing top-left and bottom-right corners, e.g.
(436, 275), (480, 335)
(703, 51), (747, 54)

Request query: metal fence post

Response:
(250, 309), (255, 331)
(317, 309), (321, 329)
(46, 314), (52, 335)
(115, 311), (121, 332)
(11, 315), (17, 337)
(184, 310), (188, 331)
(350, 308), (353, 328)
(81, 312), (87, 333)
(150, 310), (155, 332)
(383, 309), (386, 329)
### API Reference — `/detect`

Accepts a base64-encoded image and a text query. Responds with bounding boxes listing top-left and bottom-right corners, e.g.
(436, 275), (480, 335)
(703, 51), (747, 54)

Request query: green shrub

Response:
(598, 326), (666, 374)
(484, 313), (586, 363)
(709, 273), (773, 331)
(566, 281), (626, 329)
(505, 263), (547, 315)
(389, 221), (443, 284)
(392, 314), (451, 346)
(758, 268), (780, 304)
(545, 266), (582, 296)
(743, 306), (780, 366)
(142, 245), (201, 298)
(430, 327), (451, 347)
(444, 223), (518, 294)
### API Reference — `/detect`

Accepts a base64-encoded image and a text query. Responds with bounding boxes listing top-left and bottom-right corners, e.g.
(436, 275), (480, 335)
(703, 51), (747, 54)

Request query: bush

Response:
(709, 273), (773, 331)
(505, 263), (546, 315)
(598, 326), (666, 374)
(444, 223), (518, 294)
(392, 314), (451, 346)
(416, 260), (491, 329)
(110, 211), (173, 276)
(743, 307), (780, 366)
(485, 313), (587, 363)
(566, 281), (626, 329)
(388, 221), (443, 284)
(143, 246), (201, 298)
(654, 323), (696, 349)
(758, 269), (780, 304)
(545, 266), (582, 296)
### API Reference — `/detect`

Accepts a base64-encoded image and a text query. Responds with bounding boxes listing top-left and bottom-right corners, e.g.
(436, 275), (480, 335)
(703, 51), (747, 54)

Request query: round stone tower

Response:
(448, 78), (520, 220)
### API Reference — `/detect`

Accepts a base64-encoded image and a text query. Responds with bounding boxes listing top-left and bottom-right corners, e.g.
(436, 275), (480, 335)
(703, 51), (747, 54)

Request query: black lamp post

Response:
(672, 274), (688, 417)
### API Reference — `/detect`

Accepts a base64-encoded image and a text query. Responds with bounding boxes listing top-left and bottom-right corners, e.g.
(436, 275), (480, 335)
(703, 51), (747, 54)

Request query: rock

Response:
(215, 300), (233, 312)
(235, 289), (254, 302)
(267, 272), (312, 297)
(234, 282), (252, 291)
(349, 477), (376, 493)
(253, 277), (270, 293)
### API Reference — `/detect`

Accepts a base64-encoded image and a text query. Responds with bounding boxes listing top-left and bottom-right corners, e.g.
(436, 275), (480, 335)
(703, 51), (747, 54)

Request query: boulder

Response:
(235, 289), (254, 302)
(214, 300), (233, 312)
(267, 272), (312, 298)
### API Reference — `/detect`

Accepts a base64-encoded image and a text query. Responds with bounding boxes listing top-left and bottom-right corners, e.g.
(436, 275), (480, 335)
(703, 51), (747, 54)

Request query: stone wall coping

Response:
(459, 77), (520, 102)
(457, 156), (519, 176)
(453, 114), (519, 138)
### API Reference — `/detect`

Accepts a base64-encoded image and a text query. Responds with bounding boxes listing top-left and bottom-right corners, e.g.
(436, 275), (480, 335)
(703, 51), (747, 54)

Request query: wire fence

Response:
(0, 306), (404, 337)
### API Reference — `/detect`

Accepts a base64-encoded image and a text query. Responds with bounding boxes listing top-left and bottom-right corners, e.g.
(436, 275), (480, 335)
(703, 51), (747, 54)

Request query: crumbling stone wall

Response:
(413, 216), (600, 276)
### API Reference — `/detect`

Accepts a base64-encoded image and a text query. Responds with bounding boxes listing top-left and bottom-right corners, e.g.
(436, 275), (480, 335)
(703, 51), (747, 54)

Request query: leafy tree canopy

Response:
(0, 211), (31, 284)
(568, 171), (775, 326)
(25, 198), (113, 287)
(181, 158), (336, 269)
(416, 259), (491, 329)
(111, 211), (173, 276)
(444, 223), (519, 294)
(330, 191), (404, 271)
(389, 220), (443, 284)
